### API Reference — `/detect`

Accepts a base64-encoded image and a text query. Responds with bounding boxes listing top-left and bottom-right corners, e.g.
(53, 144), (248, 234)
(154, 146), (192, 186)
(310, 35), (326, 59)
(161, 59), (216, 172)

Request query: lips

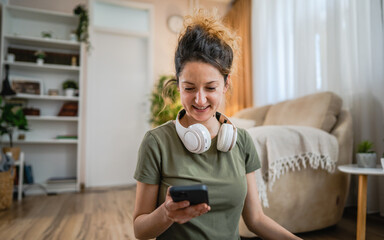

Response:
(193, 105), (209, 110)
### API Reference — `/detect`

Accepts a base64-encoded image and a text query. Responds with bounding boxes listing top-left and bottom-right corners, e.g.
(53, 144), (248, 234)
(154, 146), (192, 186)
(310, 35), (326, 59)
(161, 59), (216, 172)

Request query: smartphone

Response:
(169, 184), (209, 205)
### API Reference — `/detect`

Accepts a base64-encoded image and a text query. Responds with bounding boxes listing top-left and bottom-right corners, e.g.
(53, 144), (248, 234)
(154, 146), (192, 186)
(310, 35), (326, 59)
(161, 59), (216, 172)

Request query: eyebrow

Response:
(181, 81), (219, 85)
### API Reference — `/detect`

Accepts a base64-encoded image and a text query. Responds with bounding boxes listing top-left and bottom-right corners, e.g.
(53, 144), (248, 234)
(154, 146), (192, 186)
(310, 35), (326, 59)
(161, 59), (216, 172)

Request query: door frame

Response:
(81, 0), (154, 187)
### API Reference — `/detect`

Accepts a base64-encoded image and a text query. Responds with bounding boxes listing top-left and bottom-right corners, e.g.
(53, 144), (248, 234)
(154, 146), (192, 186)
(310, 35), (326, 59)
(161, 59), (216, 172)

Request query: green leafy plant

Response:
(34, 50), (46, 59)
(74, 4), (90, 51)
(62, 80), (78, 90)
(0, 97), (29, 148)
(41, 31), (52, 38)
(357, 140), (375, 153)
(150, 75), (182, 127)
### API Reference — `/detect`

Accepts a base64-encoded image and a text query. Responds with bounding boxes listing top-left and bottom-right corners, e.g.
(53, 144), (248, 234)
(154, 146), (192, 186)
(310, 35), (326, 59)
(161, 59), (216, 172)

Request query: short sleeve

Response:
(239, 128), (261, 173)
(134, 131), (162, 184)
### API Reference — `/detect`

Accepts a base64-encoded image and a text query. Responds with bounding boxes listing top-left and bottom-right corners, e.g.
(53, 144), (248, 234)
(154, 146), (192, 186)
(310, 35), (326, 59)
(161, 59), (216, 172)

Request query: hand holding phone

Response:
(169, 184), (209, 205)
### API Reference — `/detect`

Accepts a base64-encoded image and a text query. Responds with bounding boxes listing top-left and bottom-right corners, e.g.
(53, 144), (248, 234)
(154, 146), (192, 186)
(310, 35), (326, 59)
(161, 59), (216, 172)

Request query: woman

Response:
(133, 10), (301, 240)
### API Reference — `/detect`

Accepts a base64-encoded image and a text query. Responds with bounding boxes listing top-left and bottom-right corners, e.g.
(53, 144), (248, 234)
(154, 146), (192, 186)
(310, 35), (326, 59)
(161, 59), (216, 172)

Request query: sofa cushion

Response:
(263, 92), (342, 132)
(232, 105), (271, 126)
(229, 117), (257, 129)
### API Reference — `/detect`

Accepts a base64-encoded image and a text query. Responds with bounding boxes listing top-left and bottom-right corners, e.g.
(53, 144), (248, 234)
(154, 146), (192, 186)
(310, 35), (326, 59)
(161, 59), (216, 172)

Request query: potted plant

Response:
(62, 80), (78, 97)
(356, 140), (377, 168)
(0, 97), (29, 160)
(41, 31), (52, 39)
(34, 50), (46, 65)
(150, 75), (182, 127)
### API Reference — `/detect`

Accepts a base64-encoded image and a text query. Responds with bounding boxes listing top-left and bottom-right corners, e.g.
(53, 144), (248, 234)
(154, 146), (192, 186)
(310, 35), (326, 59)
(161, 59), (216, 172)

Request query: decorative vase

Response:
(65, 88), (75, 97)
(69, 33), (77, 42)
(356, 153), (377, 168)
(7, 53), (15, 63)
(36, 58), (44, 65)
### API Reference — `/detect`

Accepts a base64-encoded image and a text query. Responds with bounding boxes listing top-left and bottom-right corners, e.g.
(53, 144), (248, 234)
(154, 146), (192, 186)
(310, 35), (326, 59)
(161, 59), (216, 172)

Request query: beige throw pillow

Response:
(263, 92), (342, 132)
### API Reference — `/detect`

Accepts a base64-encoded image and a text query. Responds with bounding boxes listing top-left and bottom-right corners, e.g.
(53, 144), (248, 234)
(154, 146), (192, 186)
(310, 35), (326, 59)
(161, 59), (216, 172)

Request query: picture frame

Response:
(10, 76), (43, 95)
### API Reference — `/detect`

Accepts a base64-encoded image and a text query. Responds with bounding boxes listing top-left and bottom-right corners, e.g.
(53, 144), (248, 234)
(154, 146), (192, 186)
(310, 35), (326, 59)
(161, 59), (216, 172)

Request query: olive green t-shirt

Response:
(134, 121), (260, 240)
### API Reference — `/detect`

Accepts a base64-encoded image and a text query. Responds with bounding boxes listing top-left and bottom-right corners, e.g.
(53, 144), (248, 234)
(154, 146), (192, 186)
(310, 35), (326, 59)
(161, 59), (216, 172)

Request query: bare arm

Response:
(242, 172), (302, 240)
(133, 182), (210, 240)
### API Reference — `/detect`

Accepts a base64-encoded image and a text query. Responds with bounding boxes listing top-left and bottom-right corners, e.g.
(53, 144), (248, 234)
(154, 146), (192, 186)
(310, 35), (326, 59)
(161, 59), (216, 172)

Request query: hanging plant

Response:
(74, 4), (91, 51)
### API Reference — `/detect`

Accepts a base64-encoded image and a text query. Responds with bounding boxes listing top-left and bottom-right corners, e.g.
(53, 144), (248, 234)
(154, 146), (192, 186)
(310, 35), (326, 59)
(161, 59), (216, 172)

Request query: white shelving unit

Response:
(0, 4), (83, 195)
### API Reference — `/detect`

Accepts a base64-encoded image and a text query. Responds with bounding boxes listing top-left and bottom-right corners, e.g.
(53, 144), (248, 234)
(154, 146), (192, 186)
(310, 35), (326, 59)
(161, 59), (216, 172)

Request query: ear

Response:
(223, 74), (231, 93)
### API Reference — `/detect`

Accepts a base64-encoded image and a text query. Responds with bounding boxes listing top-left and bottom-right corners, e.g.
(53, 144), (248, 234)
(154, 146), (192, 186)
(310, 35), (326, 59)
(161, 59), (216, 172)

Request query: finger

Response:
(166, 186), (172, 197)
(183, 204), (207, 217)
(195, 203), (210, 212)
(167, 200), (190, 211)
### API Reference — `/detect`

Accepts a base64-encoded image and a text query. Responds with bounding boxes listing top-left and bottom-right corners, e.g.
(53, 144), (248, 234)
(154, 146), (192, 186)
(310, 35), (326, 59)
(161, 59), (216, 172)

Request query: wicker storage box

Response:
(0, 169), (14, 210)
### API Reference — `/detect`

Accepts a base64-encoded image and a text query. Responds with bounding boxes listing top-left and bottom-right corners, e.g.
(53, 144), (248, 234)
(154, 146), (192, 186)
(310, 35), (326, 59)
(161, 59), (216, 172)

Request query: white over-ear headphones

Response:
(175, 109), (237, 154)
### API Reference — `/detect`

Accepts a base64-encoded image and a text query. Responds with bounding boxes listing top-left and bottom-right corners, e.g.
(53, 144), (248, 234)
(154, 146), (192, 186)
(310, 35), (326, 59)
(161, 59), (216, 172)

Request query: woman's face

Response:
(178, 61), (228, 124)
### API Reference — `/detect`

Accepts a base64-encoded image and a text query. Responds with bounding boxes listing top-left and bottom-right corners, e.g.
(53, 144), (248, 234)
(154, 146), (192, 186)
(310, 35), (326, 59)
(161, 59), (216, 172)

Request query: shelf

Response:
(3, 61), (80, 72)
(21, 182), (78, 195)
(26, 116), (78, 121)
(2, 3), (82, 196)
(5, 35), (80, 51)
(13, 93), (79, 101)
(13, 139), (78, 144)
(6, 5), (77, 23)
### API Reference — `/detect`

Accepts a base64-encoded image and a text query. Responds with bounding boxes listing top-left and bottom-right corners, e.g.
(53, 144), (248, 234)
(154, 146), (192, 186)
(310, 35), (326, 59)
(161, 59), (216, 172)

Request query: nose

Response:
(195, 89), (207, 105)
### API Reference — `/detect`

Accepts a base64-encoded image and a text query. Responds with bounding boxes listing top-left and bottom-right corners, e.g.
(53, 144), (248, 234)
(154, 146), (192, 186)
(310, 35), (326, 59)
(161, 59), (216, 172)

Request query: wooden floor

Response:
(0, 186), (137, 240)
(0, 186), (383, 240)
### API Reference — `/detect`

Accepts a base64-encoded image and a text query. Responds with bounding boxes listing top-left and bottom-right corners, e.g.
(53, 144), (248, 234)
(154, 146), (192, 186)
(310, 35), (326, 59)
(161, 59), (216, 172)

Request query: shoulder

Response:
(234, 127), (257, 156)
(235, 127), (253, 147)
(142, 121), (176, 143)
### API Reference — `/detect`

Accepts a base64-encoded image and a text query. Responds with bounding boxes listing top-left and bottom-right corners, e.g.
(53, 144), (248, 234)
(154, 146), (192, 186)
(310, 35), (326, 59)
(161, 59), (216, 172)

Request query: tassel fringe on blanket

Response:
(256, 152), (336, 208)
(249, 126), (339, 208)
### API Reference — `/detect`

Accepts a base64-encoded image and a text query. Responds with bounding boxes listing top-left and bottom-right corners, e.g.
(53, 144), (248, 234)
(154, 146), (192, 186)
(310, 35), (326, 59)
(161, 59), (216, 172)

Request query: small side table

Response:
(338, 164), (384, 240)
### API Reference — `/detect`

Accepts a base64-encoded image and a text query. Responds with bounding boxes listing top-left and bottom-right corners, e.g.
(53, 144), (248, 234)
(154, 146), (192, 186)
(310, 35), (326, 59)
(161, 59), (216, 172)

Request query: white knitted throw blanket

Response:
(246, 126), (338, 208)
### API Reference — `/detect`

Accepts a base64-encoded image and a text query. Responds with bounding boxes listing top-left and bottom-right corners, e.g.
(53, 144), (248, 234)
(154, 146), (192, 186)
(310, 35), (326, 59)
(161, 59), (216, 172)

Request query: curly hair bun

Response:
(174, 9), (239, 81)
(183, 9), (239, 53)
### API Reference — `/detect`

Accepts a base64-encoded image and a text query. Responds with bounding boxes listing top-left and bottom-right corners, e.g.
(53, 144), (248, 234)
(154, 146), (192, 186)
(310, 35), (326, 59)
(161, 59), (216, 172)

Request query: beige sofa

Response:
(234, 92), (353, 235)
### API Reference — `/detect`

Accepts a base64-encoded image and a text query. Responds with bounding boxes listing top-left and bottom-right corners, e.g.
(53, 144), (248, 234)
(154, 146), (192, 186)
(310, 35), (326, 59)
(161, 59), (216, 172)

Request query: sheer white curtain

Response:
(252, 0), (384, 214)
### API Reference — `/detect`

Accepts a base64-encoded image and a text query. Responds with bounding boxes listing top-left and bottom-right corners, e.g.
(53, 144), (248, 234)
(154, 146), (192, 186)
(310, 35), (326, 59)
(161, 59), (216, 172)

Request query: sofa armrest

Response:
(331, 110), (353, 165)
(232, 105), (272, 126)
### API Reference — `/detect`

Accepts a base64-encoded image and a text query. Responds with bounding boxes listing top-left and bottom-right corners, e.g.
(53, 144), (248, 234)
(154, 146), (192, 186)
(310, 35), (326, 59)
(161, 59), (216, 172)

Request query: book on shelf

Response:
(13, 165), (34, 185)
(25, 165), (34, 184)
(46, 176), (76, 184)
(55, 135), (78, 140)
(45, 177), (77, 194)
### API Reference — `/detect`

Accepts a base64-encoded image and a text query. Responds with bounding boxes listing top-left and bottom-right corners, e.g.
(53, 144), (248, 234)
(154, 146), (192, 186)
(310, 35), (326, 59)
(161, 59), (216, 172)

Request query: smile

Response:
(193, 105), (209, 110)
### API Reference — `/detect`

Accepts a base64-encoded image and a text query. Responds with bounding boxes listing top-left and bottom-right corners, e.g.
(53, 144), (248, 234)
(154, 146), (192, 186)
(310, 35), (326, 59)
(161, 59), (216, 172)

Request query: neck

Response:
(180, 112), (221, 139)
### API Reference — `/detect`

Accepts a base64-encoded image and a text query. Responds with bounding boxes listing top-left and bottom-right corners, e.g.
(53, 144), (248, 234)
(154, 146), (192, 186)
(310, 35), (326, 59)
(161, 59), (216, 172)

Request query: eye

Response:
(206, 87), (216, 91)
(184, 87), (195, 91)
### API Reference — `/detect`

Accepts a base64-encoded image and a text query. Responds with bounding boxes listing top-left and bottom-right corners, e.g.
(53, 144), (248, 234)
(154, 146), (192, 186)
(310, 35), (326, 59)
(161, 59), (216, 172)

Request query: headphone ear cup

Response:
(217, 123), (234, 152)
(186, 124), (211, 153)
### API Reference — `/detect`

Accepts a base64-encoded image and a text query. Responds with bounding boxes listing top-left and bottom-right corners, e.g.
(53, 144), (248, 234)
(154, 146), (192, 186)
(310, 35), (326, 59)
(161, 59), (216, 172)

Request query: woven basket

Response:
(0, 169), (14, 210)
